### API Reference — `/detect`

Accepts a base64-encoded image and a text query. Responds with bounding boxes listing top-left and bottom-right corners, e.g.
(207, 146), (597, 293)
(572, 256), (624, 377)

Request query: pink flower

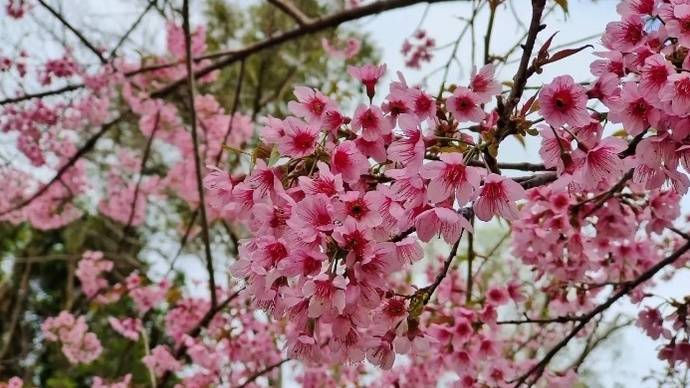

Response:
(407, 88), (436, 121)
(288, 334), (321, 363)
(302, 274), (348, 318)
(538, 126), (572, 173)
(92, 374), (132, 388)
(335, 190), (384, 228)
(604, 15), (644, 51)
(486, 286), (510, 306)
(659, 73), (690, 116)
(42, 312), (102, 365)
(348, 63), (387, 99)
(298, 161), (344, 197)
(573, 137), (627, 189)
(637, 307), (668, 340)
(203, 166), (234, 210)
(351, 104), (392, 141)
(446, 87), (485, 123)
(617, 0), (655, 17)
(539, 75), (591, 128)
(129, 280), (170, 314)
(415, 207), (473, 243)
(321, 37), (361, 60)
(639, 54), (673, 101)
(420, 153), (483, 204)
(665, 4), (690, 48)
(278, 118), (320, 158)
(246, 159), (284, 201)
(330, 140), (369, 183)
(469, 64), (501, 103)
(473, 174), (526, 221)
(367, 337), (395, 370)
(75, 250), (113, 299)
(278, 248), (327, 277)
(108, 317), (142, 341)
(608, 82), (660, 136)
(143, 346), (181, 377)
(387, 114), (426, 170)
(287, 193), (335, 242)
(288, 86), (335, 124)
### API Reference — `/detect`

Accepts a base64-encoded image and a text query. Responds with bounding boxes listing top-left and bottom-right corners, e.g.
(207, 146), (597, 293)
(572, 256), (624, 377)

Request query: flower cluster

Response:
(41, 311), (103, 365)
(203, 61), (542, 371)
(401, 29), (435, 69)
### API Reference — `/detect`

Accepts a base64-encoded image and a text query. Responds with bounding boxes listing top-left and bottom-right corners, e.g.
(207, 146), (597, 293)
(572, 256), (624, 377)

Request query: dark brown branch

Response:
(466, 160), (552, 172)
(486, 0), (546, 174)
(512, 239), (690, 387)
(483, 0), (497, 65)
(497, 314), (585, 325)
(267, 0), (311, 26)
(0, 83), (83, 106)
(151, 0), (461, 98)
(118, 110), (161, 247)
(215, 60), (246, 165)
(182, 0), (217, 309)
(109, 0), (157, 58)
(237, 359), (290, 388)
(515, 172), (557, 189)
(500, 0), (546, 127)
(37, 0), (106, 64)
(422, 232), (464, 305)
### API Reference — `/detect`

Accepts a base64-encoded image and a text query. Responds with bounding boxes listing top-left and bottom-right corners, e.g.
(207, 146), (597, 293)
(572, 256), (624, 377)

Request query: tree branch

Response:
(512, 238), (690, 387)
(182, 0), (217, 309)
(0, 114), (127, 216)
(37, 0), (106, 64)
(237, 359), (290, 388)
(267, 0), (311, 26)
(151, 0), (461, 98)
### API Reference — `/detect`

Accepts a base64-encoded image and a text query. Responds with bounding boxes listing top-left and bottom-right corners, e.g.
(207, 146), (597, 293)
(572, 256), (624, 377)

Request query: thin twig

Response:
(237, 359), (290, 388)
(182, 0), (217, 309)
(119, 110), (161, 247)
(37, 0), (106, 64)
(512, 239), (690, 387)
(152, 0), (464, 98)
(267, 0), (311, 25)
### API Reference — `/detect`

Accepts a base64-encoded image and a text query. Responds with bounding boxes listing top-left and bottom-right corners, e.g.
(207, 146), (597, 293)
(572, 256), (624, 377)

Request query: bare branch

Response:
(152, 0), (463, 98)
(182, 0), (217, 309)
(237, 359), (290, 388)
(512, 239), (690, 387)
(37, 0), (106, 64)
(267, 0), (312, 26)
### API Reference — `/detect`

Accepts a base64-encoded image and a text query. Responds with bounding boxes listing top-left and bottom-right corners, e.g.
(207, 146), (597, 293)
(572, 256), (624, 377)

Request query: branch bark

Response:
(182, 0), (217, 309)
(267, 0), (311, 26)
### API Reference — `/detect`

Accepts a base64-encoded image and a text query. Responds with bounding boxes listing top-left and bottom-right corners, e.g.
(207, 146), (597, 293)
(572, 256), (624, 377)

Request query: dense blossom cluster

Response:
(3, 0), (690, 386)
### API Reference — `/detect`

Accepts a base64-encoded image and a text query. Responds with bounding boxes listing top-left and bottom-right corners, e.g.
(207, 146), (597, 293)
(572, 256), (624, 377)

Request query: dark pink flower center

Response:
(308, 98), (325, 115)
(454, 96), (474, 112)
(292, 131), (316, 152)
(360, 109), (378, 129)
(647, 65), (669, 85)
(346, 198), (369, 220)
(552, 89), (575, 112)
(443, 164), (467, 184)
(630, 99), (649, 117)
(266, 242), (288, 265)
(414, 94), (432, 113)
